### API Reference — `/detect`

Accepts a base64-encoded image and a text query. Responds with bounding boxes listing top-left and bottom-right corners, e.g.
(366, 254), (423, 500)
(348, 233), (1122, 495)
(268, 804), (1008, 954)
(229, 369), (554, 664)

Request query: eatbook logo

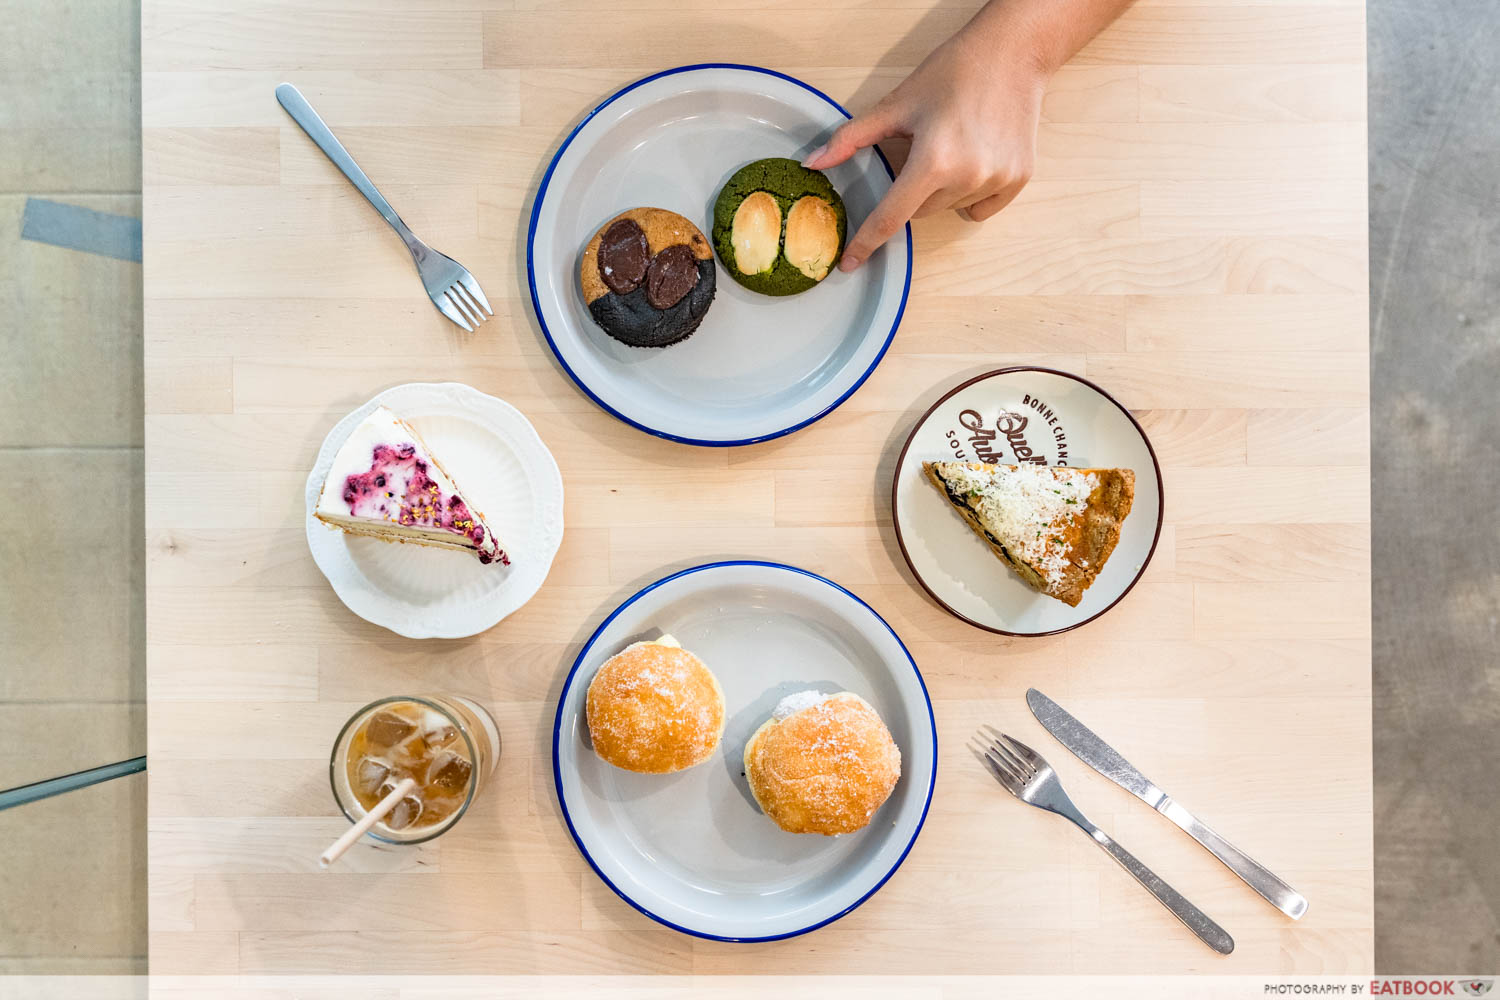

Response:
(1462, 981), (1493, 997)
(944, 393), (1072, 467)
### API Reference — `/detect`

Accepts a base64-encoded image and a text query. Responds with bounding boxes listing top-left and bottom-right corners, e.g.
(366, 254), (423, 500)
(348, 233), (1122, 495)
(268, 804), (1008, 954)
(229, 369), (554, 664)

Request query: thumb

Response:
(802, 106), (901, 170)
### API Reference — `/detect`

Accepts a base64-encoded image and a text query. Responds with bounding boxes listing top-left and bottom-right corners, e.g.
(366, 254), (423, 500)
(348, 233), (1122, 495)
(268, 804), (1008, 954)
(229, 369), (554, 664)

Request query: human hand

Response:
(802, 30), (1049, 272)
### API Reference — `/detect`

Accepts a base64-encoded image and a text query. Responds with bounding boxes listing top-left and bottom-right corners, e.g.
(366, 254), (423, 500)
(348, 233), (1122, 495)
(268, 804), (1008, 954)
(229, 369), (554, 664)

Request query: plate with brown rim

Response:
(891, 367), (1164, 636)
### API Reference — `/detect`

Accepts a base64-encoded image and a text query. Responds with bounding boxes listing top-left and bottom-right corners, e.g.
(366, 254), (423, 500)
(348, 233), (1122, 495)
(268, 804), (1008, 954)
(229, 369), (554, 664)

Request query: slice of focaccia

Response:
(922, 461), (1134, 607)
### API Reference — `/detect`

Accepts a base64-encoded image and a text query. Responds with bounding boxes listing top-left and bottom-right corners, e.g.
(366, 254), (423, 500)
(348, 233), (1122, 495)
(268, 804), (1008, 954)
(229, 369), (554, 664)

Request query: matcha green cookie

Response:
(711, 158), (847, 296)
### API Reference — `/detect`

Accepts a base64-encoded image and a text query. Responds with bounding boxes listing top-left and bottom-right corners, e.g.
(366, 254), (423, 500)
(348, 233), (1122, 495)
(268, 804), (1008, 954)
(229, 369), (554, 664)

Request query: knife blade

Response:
(1026, 688), (1309, 920)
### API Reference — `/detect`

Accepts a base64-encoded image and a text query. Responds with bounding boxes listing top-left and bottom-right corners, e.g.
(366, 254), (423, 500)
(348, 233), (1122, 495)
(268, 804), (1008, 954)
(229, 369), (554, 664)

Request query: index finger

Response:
(838, 166), (934, 272)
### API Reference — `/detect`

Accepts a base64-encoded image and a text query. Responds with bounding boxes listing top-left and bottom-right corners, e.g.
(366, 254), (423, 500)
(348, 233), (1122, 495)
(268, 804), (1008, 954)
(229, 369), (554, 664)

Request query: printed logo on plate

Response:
(1462, 980), (1494, 997)
(940, 391), (1073, 468)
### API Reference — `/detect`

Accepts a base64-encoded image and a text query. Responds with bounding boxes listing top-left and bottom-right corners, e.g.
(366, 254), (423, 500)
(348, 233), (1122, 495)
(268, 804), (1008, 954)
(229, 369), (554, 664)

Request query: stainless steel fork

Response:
(974, 728), (1235, 955)
(274, 83), (493, 332)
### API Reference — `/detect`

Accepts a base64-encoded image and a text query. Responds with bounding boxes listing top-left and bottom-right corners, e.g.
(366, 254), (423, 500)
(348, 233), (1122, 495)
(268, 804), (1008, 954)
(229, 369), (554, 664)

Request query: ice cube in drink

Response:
(427, 751), (472, 794)
(381, 784), (424, 830)
(354, 757), (390, 799)
(364, 709), (416, 748)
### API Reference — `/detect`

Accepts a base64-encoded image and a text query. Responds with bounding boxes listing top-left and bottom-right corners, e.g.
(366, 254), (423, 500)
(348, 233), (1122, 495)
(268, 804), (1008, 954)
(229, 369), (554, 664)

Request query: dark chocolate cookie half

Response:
(579, 208), (716, 348)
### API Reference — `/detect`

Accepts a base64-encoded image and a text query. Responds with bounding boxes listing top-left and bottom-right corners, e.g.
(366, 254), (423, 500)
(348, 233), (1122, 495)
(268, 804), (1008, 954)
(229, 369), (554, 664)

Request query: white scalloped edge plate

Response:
(304, 382), (564, 639)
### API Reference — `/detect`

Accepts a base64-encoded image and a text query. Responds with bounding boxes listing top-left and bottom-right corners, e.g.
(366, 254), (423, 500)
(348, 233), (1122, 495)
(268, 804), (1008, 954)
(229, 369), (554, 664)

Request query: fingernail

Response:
(801, 144), (827, 167)
(838, 253), (862, 273)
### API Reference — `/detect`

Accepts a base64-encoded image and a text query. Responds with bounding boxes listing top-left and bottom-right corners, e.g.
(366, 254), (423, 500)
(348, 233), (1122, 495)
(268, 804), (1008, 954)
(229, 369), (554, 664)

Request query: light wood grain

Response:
(143, 0), (1371, 977)
(1138, 65), (1367, 123)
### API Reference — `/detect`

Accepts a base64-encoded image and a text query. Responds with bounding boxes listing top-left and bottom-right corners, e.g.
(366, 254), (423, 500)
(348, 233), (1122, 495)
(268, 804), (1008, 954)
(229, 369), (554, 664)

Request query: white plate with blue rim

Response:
(552, 561), (936, 941)
(527, 63), (912, 447)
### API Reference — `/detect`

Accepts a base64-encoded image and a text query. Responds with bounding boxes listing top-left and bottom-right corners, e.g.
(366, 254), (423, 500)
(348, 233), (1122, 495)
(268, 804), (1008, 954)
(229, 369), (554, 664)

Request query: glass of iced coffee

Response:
(329, 694), (500, 844)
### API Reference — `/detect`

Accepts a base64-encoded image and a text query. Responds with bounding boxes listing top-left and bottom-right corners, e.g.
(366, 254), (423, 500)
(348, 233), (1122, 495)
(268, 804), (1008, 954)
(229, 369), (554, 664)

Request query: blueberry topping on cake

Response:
(314, 406), (510, 567)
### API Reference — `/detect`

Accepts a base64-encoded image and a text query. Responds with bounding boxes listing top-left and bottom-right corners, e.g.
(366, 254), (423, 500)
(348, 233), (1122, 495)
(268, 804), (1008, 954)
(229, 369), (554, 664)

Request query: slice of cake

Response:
(922, 461), (1133, 607)
(315, 406), (509, 566)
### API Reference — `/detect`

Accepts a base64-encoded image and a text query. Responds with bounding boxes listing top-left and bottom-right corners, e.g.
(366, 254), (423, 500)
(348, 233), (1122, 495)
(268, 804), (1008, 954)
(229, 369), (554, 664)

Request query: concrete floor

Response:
(0, 0), (146, 975)
(1369, 0), (1500, 974)
(0, 0), (1494, 979)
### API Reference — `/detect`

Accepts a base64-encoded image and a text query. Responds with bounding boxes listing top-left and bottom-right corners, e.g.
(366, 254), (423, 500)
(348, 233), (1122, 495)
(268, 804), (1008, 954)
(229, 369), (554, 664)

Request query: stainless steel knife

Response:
(1026, 688), (1309, 920)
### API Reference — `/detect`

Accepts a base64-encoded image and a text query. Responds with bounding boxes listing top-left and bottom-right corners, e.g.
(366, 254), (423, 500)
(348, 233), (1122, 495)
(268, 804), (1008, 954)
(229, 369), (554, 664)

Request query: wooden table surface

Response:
(142, 0), (1372, 976)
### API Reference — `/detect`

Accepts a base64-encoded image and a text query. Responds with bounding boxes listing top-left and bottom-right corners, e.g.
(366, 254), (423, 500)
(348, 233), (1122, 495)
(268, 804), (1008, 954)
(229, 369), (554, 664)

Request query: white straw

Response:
(319, 777), (417, 869)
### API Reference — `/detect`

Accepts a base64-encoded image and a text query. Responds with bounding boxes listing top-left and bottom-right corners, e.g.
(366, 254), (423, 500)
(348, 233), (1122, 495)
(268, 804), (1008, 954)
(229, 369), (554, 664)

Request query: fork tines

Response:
(434, 272), (493, 333)
(972, 727), (1039, 794)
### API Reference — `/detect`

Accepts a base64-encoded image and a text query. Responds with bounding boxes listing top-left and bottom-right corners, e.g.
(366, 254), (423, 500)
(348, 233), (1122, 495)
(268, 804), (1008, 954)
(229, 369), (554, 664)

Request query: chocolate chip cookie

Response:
(579, 208), (716, 348)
